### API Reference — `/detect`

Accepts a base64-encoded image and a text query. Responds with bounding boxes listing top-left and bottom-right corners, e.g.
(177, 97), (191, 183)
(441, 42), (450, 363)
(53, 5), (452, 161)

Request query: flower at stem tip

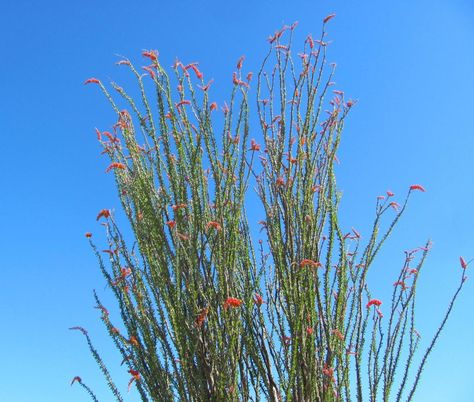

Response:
(299, 259), (322, 268)
(366, 299), (382, 309)
(254, 293), (264, 306)
(70, 376), (82, 385)
(460, 256), (468, 269)
(128, 369), (140, 391)
(206, 221), (222, 231)
(224, 297), (243, 310)
(105, 162), (126, 173)
(409, 184), (426, 192)
(96, 209), (111, 220)
(84, 78), (100, 85)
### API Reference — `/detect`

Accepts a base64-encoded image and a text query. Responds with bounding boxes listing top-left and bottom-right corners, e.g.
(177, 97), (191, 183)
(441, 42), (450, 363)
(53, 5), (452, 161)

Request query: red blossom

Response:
(176, 100), (191, 109)
(276, 176), (285, 186)
(299, 259), (322, 268)
(460, 256), (468, 269)
(142, 66), (156, 79)
(386, 190), (394, 197)
(96, 209), (111, 220)
(189, 64), (203, 79)
(393, 281), (408, 290)
(306, 327), (314, 335)
(224, 297), (243, 310)
(85, 232), (92, 238)
(142, 50), (158, 61)
(70, 376), (82, 385)
(105, 162), (126, 173)
(323, 13), (336, 24)
(410, 184), (426, 192)
(84, 78), (100, 85)
(210, 102), (218, 111)
(366, 299), (382, 308)
(236, 56), (245, 70)
(166, 220), (176, 229)
(195, 307), (209, 327)
(128, 336), (139, 347)
(198, 80), (214, 91)
(171, 203), (187, 211)
(254, 293), (264, 306)
(250, 139), (261, 151)
(206, 221), (222, 231)
(331, 329), (344, 341)
(128, 369), (141, 391)
(389, 201), (400, 211)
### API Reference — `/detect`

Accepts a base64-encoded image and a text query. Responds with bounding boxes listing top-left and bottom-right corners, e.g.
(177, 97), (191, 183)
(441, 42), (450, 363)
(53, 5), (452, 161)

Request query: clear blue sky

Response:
(1, 1), (473, 401)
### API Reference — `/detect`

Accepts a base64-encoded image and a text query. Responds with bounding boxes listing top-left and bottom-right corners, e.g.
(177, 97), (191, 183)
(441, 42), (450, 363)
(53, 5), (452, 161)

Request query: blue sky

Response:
(1, 1), (473, 401)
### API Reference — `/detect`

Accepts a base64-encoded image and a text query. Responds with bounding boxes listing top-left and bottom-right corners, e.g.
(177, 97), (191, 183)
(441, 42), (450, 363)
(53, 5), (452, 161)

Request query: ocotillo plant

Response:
(72, 15), (467, 402)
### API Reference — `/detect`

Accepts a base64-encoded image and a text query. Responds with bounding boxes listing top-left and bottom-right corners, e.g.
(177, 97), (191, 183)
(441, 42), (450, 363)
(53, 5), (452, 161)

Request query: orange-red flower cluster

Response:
(206, 221), (222, 231)
(409, 184), (426, 192)
(84, 78), (100, 85)
(96, 209), (111, 220)
(299, 259), (322, 268)
(366, 299), (382, 309)
(105, 162), (126, 173)
(195, 307), (209, 328)
(224, 297), (243, 310)
(250, 139), (261, 151)
(254, 293), (264, 306)
(172, 203), (187, 211)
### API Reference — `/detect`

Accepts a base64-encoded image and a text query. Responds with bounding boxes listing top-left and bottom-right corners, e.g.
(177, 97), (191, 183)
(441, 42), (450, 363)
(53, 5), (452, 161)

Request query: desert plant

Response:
(72, 15), (467, 402)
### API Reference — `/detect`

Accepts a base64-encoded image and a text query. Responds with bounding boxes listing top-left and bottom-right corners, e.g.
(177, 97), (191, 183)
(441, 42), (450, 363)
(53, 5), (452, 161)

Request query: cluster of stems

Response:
(72, 18), (466, 402)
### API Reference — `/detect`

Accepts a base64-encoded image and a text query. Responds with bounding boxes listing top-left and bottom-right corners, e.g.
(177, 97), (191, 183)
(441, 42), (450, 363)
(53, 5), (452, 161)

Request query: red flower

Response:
(188, 64), (203, 79)
(323, 13), (336, 23)
(210, 102), (218, 111)
(85, 232), (92, 238)
(166, 220), (176, 229)
(236, 56), (245, 70)
(250, 139), (261, 151)
(299, 259), (322, 268)
(195, 307), (209, 327)
(96, 209), (111, 220)
(142, 66), (156, 80)
(105, 162), (126, 173)
(224, 297), (243, 310)
(171, 203), (187, 211)
(460, 256), (468, 269)
(206, 221), (222, 231)
(128, 336), (139, 347)
(331, 328), (344, 341)
(393, 281), (408, 290)
(84, 78), (100, 85)
(70, 376), (82, 385)
(142, 50), (158, 62)
(306, 327), (314, 335)
(128, 369), (141, 391)
(366, 299), (382, 308)
(276, 176), (285, 186)
(389, 201), (400, 211)
(176, 100), (191, 109)
(386, 190), (394, 197)
(254, 293), (264, 306)
(198, 80), (214, 91)
(410, 184), (426, 192)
